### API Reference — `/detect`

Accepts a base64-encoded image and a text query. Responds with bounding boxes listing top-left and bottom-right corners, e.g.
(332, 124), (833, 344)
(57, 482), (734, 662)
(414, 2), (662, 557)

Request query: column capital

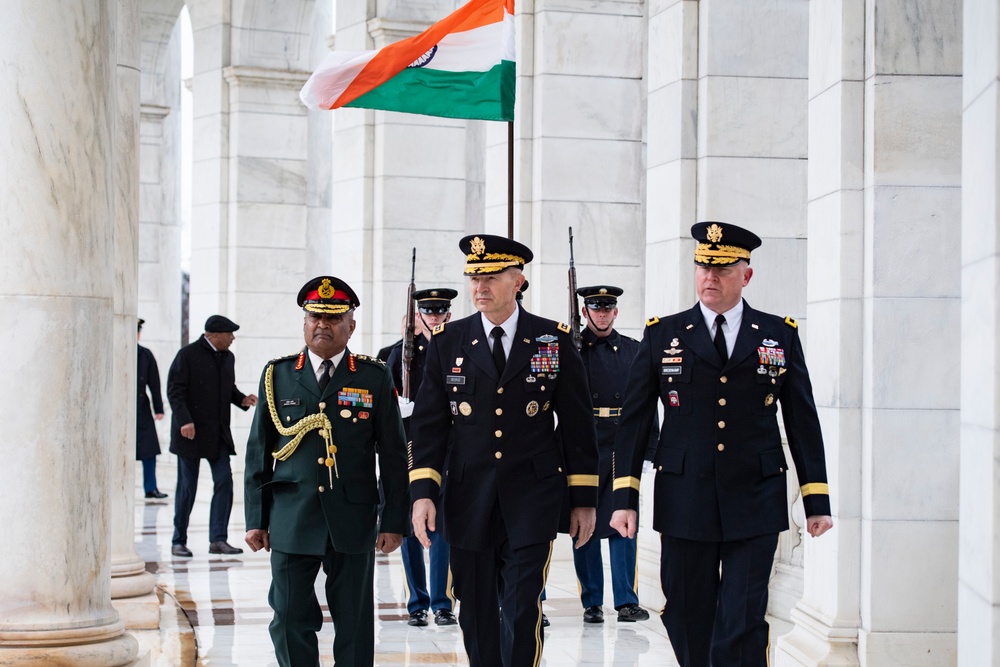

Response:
(366, 17), (426, 49)
(139, 104), (171, 123)
(223, 65), (311, 90)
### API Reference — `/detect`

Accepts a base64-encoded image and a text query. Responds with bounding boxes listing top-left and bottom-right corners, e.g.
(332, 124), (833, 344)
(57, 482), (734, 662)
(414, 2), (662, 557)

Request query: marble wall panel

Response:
(534, 11), (643, 78)
(191, 158), (229, 206)
(807, 81), (865, 200)
(647, 80), (698, 167)
(867, 0), (961, 77)
(740, 237), (807, 318)
(815, 403), (863, 518)
(960, 92), (1000, 269)
(139, 182), (164, 224)
(646, 159), (697, 241)
(647, 0), (697, 91)
(645, 238), (695, 314)
(963, 0), (1000, 108)
(233, 248), (307, 292)
(869, 186), (960, 298)
(808, 0), (865, 99)
(233, 157), (307, 204)
(866, 297), (959, 410)
(957, 578), (1000, 665)
(536, 202), (646, 265)
(230, 112), (308, 160)
(139, 222), (162, 262)
(535, 75), (642, 141)
(375, 125), (467, 180)
(806, 190), (865, 304)
(958, 262), (998, 427)
(535, 138), (642, 203)
(699, 0), (808, 78)
(863, 520), (958, 631)
(957, 424), (1000, 598)
(379, 177), (468, 232)
(867, 75), (962, 188)
(230, 202), (308, 248)
(868, 408), (959, 521)
(699, 76), (807, 159)
(192, 114), (226, 160)
(696, 157), (807, 226)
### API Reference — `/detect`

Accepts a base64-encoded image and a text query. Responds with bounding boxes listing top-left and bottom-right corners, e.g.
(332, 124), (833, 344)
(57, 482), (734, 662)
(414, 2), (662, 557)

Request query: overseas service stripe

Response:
(613, 476), (641, 492)
(409, 468), (442, 486)
(800, 482), (829, 497)
(566, 474), (599, 487)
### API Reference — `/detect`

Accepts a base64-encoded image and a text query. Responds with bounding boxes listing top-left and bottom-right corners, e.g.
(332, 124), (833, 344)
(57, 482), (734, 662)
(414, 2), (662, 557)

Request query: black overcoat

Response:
(166, 335), (248, 460)
(136, 344), (164, 460)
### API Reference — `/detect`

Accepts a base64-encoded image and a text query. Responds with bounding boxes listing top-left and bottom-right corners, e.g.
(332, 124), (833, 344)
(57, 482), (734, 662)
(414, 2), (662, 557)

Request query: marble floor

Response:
(133, 457), (679, 666)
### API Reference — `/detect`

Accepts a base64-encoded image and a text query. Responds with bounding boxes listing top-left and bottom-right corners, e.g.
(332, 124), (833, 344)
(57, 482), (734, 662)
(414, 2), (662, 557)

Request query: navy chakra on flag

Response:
(408, 45), (438, 68)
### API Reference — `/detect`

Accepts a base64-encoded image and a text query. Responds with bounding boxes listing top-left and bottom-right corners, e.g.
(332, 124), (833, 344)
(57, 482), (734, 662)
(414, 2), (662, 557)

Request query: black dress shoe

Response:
(542, 613), (550, 627)
(171, 544), (192, 558)
(145, 490), (168, 499)
(408, 610), (428, 627)
(616, 603), (649, 622)
(583, 606), (604, 624)
(208, 541), (244, 555)
(433, 609), (457, 626)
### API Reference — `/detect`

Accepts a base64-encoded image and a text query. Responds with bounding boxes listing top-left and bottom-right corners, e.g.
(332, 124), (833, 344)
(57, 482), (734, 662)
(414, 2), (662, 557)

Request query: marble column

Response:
(777, 1), (962, 664)
(959, 0), (1000, 662)
(0, 1), (139, 664)
(111, 0), (159, 630)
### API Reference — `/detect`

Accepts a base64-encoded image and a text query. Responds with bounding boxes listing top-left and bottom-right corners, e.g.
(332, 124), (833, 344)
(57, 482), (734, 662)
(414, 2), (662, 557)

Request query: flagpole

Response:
(507, 120), (514, 240)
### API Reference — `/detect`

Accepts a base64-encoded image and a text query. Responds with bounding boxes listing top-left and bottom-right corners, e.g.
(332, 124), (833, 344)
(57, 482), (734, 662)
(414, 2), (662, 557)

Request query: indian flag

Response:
(300, 0), (515, 122)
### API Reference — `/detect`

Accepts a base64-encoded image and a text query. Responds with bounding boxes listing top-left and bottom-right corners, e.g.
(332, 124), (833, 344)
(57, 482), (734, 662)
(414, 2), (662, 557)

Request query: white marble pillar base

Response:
(0, 622), (140, 666)
(775, 605), (860, 666)
(112, 591), (160, 631)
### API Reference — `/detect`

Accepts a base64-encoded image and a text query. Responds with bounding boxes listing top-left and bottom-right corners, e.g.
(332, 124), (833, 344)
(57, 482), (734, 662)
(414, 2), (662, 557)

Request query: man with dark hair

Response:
(244, 276), (409, 667)
(167, 314), (257, 557)
(409, 234), (599, 666)
(611, 222), (833, 667)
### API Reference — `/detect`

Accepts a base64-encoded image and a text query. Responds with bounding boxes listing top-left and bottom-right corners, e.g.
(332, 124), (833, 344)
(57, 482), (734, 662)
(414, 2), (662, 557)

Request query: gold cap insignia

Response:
(470, 236), (486, 255)
(318, 278), (335, 299)
(707, 224), (723, 243)
(599, 288), (607, 294)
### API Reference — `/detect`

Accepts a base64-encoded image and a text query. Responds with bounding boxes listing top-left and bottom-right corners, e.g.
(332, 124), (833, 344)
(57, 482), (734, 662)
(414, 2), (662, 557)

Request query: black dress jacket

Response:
(136, 344), (164, 460)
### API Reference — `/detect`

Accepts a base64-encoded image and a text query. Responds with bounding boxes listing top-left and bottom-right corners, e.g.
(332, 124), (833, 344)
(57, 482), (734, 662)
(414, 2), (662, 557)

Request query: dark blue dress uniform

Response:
(565, 325), (655, 613)
(387, 287), (459, 623)
(409, 233), (599, 667)
(613, 223), (831, 667)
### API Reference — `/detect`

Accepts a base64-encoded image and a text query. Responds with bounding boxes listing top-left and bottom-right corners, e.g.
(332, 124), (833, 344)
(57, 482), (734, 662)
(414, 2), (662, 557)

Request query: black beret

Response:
(297, 276), (360, 315)
(205, 314), (239, 333)
(691, 222), (762, 266)
(459, 234), (533, 275)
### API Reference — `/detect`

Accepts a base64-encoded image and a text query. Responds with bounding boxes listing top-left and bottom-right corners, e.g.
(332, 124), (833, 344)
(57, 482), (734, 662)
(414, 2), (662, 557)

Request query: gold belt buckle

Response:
(597, 407), (611, 418)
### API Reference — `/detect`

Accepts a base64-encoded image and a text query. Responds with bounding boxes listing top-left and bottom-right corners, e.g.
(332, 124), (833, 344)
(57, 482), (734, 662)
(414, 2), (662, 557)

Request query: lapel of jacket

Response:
(296, 347), (322, 400)
(464, 315), (499, 382)
(500, 305), (534, 386)
(727, 299), (760, 370)
(678, 303), (722, 369)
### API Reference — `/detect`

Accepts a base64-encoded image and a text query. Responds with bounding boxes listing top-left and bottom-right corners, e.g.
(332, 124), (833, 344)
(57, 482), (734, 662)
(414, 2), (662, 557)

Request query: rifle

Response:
(567, 228), (583, 350)
(402, 248), (417, 400)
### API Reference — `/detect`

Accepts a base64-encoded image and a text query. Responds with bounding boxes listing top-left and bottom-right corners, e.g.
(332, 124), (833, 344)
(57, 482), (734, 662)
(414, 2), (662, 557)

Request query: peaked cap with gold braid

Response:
(460, 234), (533, 275)
(691, 222), (762, 267)
(297, 276), (360, 315)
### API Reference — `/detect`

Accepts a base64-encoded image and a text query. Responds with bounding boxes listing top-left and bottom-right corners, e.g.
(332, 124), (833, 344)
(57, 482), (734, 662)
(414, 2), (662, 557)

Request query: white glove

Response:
(642, 460), (656, 474)
(397, 397), (414, 419)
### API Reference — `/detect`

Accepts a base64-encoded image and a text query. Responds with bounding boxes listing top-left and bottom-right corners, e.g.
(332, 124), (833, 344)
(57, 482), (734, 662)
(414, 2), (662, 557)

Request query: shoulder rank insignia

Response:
(784, 316), (798, 329)
(646, 316), (660, 327)
(353, 354), (386, 366)
(433, 323), (446, 335)
(557, 322), (571, 334)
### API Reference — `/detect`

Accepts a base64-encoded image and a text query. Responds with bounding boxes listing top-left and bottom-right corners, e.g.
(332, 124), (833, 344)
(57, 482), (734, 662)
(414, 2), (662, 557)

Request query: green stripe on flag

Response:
(345, 60), (514, 122)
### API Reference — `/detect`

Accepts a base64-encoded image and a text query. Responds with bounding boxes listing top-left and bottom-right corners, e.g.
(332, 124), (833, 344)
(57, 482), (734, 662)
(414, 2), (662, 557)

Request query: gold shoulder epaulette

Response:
(433, 323), (446, 335)
(354, 354), (386, 366)
(784, 316), (798, 329)
(557, 322), (571, 334)
(646, 316), (660, 327)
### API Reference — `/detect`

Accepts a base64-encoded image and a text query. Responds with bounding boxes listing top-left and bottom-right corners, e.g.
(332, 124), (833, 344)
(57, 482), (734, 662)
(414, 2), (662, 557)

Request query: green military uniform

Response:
(245, 276), (409, 667)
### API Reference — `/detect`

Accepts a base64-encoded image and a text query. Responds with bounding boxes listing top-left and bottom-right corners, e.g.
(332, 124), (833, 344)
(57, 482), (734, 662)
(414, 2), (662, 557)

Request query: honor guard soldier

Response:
(387, 288), (459, 627)
(409, 234), (599, 667)
(244, 276), (409, 667)
(562, 285), (654, 624)
(610, 223), (833, 667)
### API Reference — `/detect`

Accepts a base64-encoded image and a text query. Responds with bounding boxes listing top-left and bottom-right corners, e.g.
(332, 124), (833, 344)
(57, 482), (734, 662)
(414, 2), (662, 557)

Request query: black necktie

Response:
(491, 326), (506, 376)
(713, 314), (728, 364)
(318, 359), (332, 392)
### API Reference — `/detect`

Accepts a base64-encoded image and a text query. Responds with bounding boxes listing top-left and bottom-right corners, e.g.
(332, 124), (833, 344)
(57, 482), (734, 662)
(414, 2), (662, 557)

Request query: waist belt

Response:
(593, 407), (622, 418)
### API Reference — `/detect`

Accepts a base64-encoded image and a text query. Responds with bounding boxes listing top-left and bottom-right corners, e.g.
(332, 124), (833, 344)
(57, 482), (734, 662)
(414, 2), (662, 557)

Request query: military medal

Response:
(459, 402), (472, 416)
(340, 409), (351, 418)
(764, 393), (775, 407)
(526, 400), (539, 417)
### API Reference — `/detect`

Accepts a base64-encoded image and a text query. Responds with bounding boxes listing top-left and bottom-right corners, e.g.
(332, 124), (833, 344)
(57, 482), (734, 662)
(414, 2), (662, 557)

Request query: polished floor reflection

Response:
(135, 458), (678, 666)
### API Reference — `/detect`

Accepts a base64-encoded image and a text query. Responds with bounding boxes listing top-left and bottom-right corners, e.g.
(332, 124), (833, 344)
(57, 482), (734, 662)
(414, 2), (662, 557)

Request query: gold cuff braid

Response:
(265, 363), (334, 462)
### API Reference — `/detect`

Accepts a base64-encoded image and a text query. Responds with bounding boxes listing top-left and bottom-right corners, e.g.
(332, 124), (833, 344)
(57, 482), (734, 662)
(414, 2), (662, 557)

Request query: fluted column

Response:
(0, 1), (140, 664)
(111, 0), (159, 629)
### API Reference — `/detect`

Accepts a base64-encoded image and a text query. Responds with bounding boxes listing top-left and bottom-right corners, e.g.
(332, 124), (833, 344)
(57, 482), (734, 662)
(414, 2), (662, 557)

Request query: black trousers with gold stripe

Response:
(659, 533), (779, 667)
(450, 536), (552, 667)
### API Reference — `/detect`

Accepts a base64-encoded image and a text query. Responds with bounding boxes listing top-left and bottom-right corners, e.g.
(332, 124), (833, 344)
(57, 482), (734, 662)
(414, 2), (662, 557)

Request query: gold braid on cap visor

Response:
(464, 252), (525, 275)
(694, 243), (752, 265)
(304, 302), (352, 314)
